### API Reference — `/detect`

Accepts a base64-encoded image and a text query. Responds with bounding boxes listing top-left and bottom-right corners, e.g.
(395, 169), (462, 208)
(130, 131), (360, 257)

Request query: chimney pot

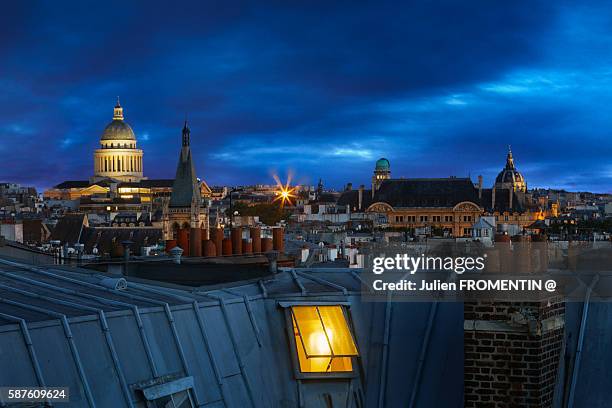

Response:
(265, 251), (279, 273)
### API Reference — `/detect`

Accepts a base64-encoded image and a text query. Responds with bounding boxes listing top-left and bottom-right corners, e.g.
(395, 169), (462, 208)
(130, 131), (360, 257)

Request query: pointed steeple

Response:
(182, 120), (190, 147)
(170, 122), (200, 208)
(113, 96), (124, 120)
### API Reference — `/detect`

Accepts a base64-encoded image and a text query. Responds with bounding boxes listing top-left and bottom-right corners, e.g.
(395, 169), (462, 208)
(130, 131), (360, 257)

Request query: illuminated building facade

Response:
(342, 151), (544, 237)
(366, 177), (483, 237)
(43, 100), (211, 208)
(92, 99), (145, 183)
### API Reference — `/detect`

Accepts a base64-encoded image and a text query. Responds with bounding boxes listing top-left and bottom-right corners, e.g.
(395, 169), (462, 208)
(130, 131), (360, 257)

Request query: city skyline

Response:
(1, 1), (612, 193)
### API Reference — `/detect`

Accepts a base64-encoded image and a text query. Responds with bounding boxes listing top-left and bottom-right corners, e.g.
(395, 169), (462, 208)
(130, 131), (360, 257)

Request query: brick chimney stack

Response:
(464, 239), (562, 408)
(464, 299), (564, 407)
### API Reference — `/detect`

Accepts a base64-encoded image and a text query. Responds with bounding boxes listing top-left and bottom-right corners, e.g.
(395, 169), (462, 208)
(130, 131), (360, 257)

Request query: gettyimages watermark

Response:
(360, 241), (612, 302)
(372, 253), (486, 275)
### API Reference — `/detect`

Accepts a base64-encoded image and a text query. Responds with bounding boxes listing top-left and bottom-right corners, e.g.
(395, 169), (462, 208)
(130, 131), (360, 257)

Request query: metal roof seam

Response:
(0, 312), (47, 395)
(0, 282), (135, 407)
(289, 270), (307, 296)
(295, 271), (348, 295)
(0, 269), (161, 378)
(258, 280), (268, 298)
(206, 294), (256, 407)
(0, 296), (97, 408)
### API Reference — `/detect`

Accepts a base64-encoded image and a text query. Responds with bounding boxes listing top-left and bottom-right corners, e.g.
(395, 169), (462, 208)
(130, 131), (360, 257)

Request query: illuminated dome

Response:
(494, 147), (526, 192)
(100, 99), (136, 141)
(101, 120), (136, 141)
(372, 157), (391, 192)
(93, 98), (144, 183)
(375, 158), (390, 170)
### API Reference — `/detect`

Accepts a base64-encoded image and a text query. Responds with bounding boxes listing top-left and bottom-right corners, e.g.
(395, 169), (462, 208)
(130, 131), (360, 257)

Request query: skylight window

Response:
(289, 305), (359, 374)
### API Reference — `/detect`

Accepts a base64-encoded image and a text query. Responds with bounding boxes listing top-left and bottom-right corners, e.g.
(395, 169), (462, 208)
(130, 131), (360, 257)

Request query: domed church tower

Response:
(494, 146), (526, 192)
(372, 157), (391, 197)
(92, 98), (145, 182)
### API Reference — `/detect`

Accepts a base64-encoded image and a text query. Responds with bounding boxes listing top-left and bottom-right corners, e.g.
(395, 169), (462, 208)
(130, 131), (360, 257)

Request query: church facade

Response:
(162, 122), (209, 244)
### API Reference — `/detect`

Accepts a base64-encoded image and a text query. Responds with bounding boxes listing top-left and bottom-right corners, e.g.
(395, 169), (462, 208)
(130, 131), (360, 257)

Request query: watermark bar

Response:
(0, 387), (70, 403)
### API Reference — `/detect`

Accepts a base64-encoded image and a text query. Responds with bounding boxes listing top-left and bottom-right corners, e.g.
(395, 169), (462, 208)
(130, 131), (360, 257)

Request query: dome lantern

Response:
(505, 145), (515, 169)
(100, 98), (136, 142)
(113, 96), (124, 121)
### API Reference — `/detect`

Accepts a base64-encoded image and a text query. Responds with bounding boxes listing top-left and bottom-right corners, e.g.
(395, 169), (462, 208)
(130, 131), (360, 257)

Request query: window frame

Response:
(140, 376), (196, 408)
(281, 303), (360, 380)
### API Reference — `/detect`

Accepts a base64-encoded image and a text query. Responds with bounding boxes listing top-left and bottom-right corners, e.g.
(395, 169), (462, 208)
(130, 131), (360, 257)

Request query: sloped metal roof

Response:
(0, 256), (464, 407)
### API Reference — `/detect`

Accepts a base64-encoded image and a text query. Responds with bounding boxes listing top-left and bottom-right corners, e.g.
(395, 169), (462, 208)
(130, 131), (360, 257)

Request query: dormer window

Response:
(284, 304), (359, 378)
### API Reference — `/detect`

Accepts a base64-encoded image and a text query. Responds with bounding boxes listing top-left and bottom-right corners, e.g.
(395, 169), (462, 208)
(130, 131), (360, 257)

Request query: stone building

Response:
(92, 98), (145, 183)
(44, 100), (211, 207)
(162, 122), (209, 254)
(367, 177), (483, 237)
(340, 150), (544, 237)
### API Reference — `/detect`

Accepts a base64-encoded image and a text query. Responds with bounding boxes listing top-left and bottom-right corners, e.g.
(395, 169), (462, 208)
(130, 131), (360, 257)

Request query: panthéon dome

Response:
(93, 99), (144, 183)
(100, 99), (136, 141)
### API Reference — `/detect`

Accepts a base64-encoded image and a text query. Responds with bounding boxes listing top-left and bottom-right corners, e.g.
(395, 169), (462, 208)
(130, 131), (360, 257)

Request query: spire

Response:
(113, 97), (124, 120)
(182, 120), (190, 147)
(170, 122), (200, 208)
(506, 145), (515, 169)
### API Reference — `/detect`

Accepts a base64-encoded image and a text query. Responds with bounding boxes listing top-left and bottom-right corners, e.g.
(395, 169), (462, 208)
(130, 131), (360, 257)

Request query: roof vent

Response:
(100, 277), (128, 290)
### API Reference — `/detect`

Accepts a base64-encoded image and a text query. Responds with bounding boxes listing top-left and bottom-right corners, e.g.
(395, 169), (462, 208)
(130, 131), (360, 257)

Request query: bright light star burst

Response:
(273, 174), (297, 207)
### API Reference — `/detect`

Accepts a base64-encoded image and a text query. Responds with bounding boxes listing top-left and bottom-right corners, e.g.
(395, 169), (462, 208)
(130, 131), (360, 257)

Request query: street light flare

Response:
(273, 174), (297, 207)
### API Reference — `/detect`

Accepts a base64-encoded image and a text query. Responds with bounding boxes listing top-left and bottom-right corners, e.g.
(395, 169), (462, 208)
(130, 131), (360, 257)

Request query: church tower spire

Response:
(182, 120), (190, 147)
(170, 122), (199, 209)
(165, 122), (209, 249)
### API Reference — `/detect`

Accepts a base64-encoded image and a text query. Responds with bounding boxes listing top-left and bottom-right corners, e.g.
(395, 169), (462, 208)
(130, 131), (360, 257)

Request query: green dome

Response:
(375, 158), (390, 170)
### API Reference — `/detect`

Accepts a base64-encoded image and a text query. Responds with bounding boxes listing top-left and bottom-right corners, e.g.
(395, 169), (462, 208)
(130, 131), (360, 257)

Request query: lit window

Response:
(289, 305), (359, 374)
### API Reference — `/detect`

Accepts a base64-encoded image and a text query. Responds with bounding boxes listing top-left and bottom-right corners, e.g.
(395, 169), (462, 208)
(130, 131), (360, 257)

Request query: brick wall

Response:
(464, 299), (565, 408)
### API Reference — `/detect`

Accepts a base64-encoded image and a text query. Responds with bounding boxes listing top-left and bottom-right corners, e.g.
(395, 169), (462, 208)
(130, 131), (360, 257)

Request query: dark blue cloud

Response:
(0, 1), (610, 193)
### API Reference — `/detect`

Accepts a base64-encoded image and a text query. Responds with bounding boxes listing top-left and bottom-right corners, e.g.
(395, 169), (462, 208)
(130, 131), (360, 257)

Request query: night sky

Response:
(1, 1), (611, 193)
